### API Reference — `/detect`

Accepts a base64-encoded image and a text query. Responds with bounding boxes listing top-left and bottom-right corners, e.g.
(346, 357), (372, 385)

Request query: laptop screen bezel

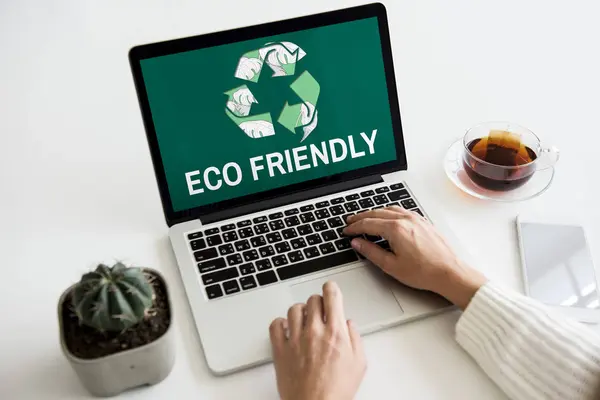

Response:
(129, 2), (407, 227)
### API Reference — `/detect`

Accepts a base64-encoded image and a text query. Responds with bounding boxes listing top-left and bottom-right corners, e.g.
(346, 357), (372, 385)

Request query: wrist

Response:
(432, 262), (488, 310)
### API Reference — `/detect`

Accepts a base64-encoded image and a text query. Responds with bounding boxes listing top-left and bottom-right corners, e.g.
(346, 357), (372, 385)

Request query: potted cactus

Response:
(58, 262), (175, 397)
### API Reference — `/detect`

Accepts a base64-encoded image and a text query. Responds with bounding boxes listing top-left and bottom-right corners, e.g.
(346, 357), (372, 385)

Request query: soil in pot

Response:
(61, 271), (171, 359)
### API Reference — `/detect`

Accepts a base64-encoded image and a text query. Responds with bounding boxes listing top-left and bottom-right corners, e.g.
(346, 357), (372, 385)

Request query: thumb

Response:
(351, 238), (395, 270)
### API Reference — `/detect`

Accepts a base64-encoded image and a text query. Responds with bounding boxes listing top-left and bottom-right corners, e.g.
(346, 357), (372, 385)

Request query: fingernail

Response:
(351, 239), (361, 251)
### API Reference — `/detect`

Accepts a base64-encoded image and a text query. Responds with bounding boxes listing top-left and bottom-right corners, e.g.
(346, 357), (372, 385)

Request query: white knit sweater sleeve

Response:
(455, 282), (600, 400)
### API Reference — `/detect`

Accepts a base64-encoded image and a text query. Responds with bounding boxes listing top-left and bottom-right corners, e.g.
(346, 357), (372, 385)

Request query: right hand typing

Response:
(343, 206), (487, 309)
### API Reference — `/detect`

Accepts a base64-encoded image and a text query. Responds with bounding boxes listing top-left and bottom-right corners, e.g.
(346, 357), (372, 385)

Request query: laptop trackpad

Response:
(290, 267), (404, 329)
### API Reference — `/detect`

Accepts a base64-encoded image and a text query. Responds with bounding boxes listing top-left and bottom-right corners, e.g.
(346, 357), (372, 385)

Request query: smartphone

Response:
(516, 214), (600, 323)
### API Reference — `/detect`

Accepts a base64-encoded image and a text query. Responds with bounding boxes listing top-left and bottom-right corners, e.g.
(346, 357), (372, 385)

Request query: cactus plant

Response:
(71, 262), (155, 332)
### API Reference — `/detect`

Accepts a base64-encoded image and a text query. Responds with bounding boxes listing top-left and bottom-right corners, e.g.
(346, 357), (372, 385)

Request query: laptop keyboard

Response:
(187, 182), (426, 300)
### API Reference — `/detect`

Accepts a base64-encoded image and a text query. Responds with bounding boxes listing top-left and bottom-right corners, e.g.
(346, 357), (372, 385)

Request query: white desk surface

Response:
(2, 0), (600, 398)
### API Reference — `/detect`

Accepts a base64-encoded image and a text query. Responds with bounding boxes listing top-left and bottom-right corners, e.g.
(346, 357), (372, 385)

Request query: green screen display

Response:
(141, 17), (397, 212)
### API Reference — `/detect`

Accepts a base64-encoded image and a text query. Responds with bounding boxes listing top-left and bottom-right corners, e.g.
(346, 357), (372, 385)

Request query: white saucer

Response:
(443, 138), (555, 202)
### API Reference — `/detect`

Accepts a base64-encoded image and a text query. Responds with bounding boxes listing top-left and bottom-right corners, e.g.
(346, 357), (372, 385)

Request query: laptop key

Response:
(331, 197), (345, 205)
(218, 244), (235, 256)
(275, 242), (291, 254)
(366, 234), (382, 242)
(401, 199), (417, 209)
(300, 212), (316, 223)
(266, 232), (283, 243)
(272, 254), (288, 267)
(243, 249), (259, 262)
(297, 224), (313, 236)
(223, 231), (238, 242)
(205, 284), (223, 299)
(239, 263), (256, 275)
(284, 216), (301, 227)
(226, 254), (243, 266)
(239, 227), (254, 238)
(188, 232), (203, 240)
(360, 190), (375, 197)
(290, 237), (307, 249)
(259, 245), (276, 258)
(284, 208), (299, 216)
(221, 224), (236, 232)
(306, 233), (323, 246)
(202, 267), (239, 285)
(303, 246), (320, 259)
(198, 257), (226, 274)
(374, 194), (388, 205)
(256, 259), (272, 271)
(205, 228), (220, 235)
(329, 205), (345, 216)
(312, 221), (328, 232)
(335, 238), (352, 251)
(237, 220), (251, 227)
(388, 189), (410, 201)
(390, 183), (404, 190)
(254, 223), (269, 235)
(282, 228), (298, 240)
(252, 216), (268, 223)
(256, 270), (278, 286)
(345, 194), (360, 201)
(234, 239), (250, 252)
(316, 201), (330, 208)
(344, 202), (360, 212)
(327, 217), (344, 228)
(240, 276), (258, 290)
(288, 250), (305, 263)
(300, 205), (315, 212)
(206, 235), (223, 247)
(376, 186), (390, 193)
(223, 280), (241, 295)
(194, 248), (219, 262)
(190, 238), (207, 251)
(251, 236), (266, 247)
(387, 202), (400, 207)
(269, 212), (283, 220)
(277, 250), (359, 281)
(372, 206), (383, 210)
(322, 230), (337, 242)
(319, 242), (336, 254)
(315, 209), (331, 219)
(269, 220), (285, 231)
(413, 208), (424, 217)
(358, 198), (374, 208)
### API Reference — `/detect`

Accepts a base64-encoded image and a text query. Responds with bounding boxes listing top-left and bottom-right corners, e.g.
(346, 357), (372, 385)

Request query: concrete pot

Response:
(58, 268), (175, 397)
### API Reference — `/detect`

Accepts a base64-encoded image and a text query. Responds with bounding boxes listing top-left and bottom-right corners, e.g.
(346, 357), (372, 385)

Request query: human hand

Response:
(344, 207), (487, 309)
(269, 281), (366, 400)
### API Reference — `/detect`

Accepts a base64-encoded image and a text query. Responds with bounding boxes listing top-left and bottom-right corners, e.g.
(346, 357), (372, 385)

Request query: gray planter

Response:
(58, 268), (175, 397)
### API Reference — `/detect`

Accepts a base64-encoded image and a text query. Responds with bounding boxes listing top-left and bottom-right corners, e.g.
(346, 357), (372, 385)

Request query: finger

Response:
(344, 217), (395, 237)
(269, 318), (287, 359)
(351, 238), (396, 269)
(347, 319), (365, 356)
(306, 294), (324, 327)
(322, 281), (346, 327)
(347, 208), (408, 224)
(287, 303), (306, 340)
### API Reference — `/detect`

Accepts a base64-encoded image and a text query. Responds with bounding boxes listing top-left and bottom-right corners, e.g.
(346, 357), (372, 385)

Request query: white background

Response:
(2, 0), (600, 399)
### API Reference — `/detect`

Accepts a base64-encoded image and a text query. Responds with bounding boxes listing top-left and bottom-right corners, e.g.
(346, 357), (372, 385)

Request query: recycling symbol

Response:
(224, 42), (320, 142)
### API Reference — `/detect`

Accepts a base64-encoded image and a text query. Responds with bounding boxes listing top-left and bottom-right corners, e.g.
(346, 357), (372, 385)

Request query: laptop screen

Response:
(139, 16), (399, 213)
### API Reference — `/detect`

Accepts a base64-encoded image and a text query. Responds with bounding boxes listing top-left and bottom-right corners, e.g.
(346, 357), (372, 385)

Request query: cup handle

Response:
(536, 145), (560, 171)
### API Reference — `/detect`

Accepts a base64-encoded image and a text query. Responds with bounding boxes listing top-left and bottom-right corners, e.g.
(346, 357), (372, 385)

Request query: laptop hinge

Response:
(201, 174), (384, 225)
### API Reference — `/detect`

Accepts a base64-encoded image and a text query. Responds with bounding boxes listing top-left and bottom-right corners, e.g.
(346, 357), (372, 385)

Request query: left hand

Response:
(269, 281), (367, 400)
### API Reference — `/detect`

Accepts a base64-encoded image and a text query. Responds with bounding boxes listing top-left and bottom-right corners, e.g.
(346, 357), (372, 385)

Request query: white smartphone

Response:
(516, 213), (600, 323)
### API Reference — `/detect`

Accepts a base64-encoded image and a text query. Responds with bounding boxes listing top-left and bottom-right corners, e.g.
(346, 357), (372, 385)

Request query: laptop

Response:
(129, 2), (462, 375)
